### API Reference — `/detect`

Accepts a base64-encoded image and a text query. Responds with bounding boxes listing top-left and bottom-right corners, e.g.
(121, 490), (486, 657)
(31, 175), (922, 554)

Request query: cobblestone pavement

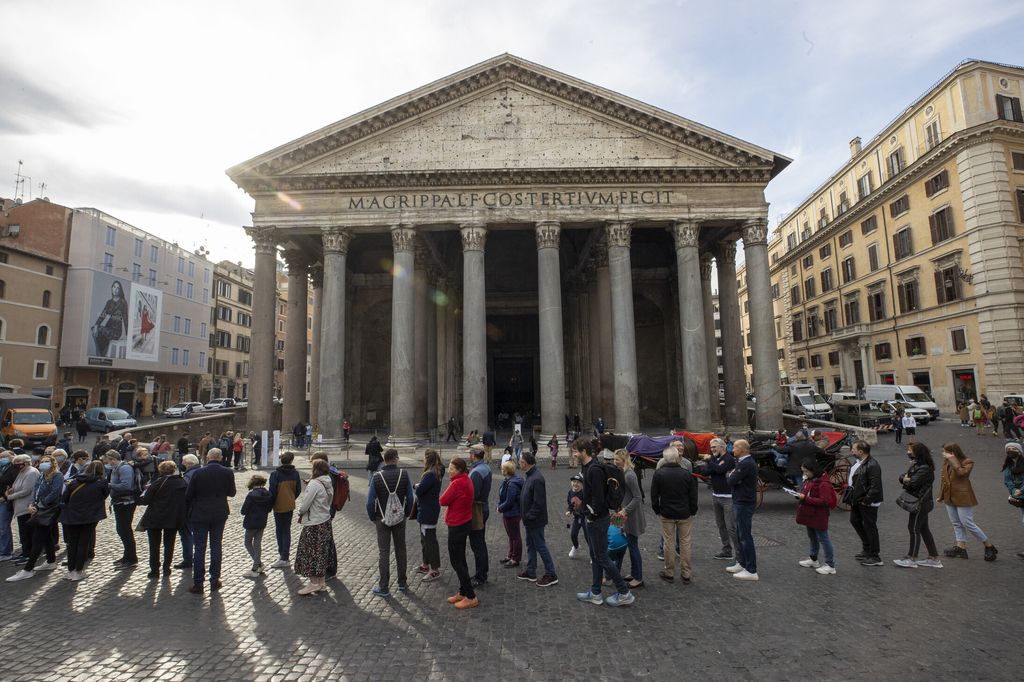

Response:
(1, 420), (1020, 681)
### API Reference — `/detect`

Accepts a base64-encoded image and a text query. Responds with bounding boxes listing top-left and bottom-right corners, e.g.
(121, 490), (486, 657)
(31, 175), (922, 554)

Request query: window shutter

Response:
(892, 234), (900, 258)
(934, 270), (945, 304)
(928, 213), (938, 244)
(1013, 97), (1023, 122)
(1017, 190), (1024, 222)
(897, 284), (907, 313)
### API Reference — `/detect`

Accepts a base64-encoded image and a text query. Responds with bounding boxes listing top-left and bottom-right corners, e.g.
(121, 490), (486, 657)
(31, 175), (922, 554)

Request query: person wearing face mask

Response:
(6, 454), (64, 581)
(65, 451), (92, 482)
(893, 442), (943, 569)
(0, 451), (18, 561)
(1001, 442), (1024, 559)
(3, 454), (40, 565)
(59, 460), (108, 581)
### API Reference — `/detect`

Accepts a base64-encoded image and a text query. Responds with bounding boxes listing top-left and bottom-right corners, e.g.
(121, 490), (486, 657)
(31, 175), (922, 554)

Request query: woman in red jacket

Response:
(795, 458), (838, 575)
(440, 457), (477, 609)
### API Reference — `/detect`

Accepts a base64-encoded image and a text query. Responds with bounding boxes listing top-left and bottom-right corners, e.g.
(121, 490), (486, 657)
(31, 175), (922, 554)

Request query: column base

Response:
(724, 423), (749, 438)
(385, 435), (419, 454)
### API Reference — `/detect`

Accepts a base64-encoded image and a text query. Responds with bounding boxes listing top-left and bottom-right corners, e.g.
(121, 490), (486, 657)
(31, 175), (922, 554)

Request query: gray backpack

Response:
(375, 470), (406, 527)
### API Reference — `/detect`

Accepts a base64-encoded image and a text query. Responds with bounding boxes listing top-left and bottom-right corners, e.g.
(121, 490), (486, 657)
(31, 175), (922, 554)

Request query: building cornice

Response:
(770, 122), (1024, 272)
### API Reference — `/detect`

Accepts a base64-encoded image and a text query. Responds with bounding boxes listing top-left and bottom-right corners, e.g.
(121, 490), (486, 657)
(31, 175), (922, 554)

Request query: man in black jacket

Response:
(848, 440), (884, 566)
(651, 447), (699, 583)
(573, 440), (634, 606)
(727, 440), (760, 581)
(697, 438), (738, 562)
(185, 448), (236, 593)
(517, 452), (557, 586)
(365, 448), (412, 597)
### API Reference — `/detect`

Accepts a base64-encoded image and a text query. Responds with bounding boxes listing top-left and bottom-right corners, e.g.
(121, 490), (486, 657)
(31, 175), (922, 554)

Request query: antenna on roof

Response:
(13, 160), (24, 201)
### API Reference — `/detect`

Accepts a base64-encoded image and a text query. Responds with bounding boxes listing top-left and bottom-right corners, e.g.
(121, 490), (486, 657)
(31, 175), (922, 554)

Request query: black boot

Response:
(984, 545), (998, 562)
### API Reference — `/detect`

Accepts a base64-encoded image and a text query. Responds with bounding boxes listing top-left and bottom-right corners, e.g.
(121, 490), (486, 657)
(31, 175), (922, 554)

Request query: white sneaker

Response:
(0, 554), (14, 562)
(34, 561), (58, 571)
(5, 569), (33, 582)
(271, 558), (290, 568)
(72, 570), (87, 581)
(733, 570), (759, 581)
(568, 547), (578, 559)
(815, 565), (836, 575)
(63, 571), (76, 581)
(798, 558), (820, 568)
(725, 563), (744, 573)
(243, 569), (259, 579)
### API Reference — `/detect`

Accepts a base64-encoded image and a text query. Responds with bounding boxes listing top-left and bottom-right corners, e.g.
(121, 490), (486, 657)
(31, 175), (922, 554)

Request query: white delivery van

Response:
(782, 384), (833, 421)
(862, 384), (939, 419)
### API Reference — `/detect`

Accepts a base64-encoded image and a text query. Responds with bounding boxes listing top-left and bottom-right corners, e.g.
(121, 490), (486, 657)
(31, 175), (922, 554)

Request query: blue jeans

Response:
(178, 524), (194, 564)
(274, 511), (292, 560)
(585, 516), (627, 595)
(771, 448), (788, 469)
(733, 502), (757, 574)
(625, 532), (643, 581)
(525, 525), (556, 577)
(806, 526), (834, 567)
(0, 503), (13, 557)
(191, 520), (225, 586)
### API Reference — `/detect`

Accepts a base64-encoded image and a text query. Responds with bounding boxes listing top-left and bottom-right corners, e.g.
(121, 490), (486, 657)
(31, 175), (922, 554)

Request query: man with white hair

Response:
(185, 448), (236, 593)
(650, 447), (698, 584)
(174, 453), (201, 570)
(697, 438), (739, 562)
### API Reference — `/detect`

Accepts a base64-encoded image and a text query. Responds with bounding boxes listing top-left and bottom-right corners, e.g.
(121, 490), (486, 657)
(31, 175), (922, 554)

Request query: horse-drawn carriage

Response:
(601, 429), (852, 509)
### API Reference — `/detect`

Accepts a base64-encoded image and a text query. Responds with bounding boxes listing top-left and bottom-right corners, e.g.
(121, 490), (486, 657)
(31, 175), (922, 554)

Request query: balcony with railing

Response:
(831, 322), (871, 342)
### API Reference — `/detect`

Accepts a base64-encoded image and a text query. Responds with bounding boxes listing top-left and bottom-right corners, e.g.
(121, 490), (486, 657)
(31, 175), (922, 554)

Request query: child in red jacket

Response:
(795, 458), (838, 575)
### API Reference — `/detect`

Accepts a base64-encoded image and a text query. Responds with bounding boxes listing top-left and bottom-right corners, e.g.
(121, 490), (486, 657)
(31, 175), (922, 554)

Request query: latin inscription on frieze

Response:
(347, 190), (674, 210)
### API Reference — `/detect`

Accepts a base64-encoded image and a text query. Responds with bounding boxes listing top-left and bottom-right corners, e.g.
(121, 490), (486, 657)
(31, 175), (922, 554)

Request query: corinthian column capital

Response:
(309, 263), (324, 289)
(535, 220), (561, 250)
(246, 226), (278, 255)
(460, 222), (487, 252)
(699, 252), (714, 281)
(742, 217), (770, 246)
(606, 221), (633, 249)
(321, 227), (352, 254)
(669, 219), (700, 249)
(390, 223), (416, 253)
(716, 239), (737, 264)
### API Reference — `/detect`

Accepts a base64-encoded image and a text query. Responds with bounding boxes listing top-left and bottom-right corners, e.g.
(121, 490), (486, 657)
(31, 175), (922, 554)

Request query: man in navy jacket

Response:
(518, 452), (557, 586)
(468, 445), (492, 586)
(697, 438), (739, 562)
(185, 448), (236, 593)
(726, 440), (759, 581)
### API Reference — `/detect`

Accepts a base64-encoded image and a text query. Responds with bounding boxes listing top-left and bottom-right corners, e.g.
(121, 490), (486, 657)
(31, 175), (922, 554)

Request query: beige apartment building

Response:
(739, 59), (1024, 413)
(205, 261), (255, 401)
(0, 198), (71, 403)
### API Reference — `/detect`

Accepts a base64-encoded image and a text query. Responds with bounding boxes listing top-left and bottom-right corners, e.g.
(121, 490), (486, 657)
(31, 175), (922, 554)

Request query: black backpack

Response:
(602, 461), (626, 511)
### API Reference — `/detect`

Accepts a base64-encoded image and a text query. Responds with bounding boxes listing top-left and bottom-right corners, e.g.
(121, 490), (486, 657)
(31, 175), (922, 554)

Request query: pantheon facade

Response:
(228, 54), (790, 444)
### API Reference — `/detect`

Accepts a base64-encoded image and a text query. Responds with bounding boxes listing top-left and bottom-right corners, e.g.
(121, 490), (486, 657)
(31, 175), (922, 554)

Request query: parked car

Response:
(164, 402), (204, 418)
(832, 400), (891, 429)
(828, 391), (857, 405)
(203, 398), (237, 411)
(85, 407), (137, 433)
(233, 399), (248, 408)
(878, 400), (930, 425)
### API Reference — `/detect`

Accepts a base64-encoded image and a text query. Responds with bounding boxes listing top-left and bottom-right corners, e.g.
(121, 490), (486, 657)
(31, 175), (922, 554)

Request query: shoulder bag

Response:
(895, 489), (922, 513)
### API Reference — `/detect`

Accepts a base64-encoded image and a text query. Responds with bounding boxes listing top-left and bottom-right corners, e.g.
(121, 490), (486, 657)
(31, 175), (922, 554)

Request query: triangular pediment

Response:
(228, 54), (790, 190)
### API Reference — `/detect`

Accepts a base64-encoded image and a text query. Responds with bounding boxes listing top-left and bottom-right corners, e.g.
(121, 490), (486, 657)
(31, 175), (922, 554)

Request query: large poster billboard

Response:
(127, 283), (162, 362)
(88, 273), (130, 363)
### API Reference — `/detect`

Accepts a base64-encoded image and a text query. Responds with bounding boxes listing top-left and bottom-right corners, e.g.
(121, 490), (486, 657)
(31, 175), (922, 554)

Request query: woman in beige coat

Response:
(938, 442), (997, 561)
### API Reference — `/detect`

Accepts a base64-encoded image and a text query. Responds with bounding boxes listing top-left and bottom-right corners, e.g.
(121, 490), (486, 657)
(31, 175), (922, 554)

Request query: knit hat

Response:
(599, 448), (615, 461)
(1005, 442), (1023, 454)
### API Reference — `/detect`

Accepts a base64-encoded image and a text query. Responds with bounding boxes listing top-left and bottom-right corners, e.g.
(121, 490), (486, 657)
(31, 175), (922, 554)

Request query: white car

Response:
(164, 402), (204, 418)
(879, 401), (930, 425)
(234, 399), (248, 408)
(203, 398), (237, 411)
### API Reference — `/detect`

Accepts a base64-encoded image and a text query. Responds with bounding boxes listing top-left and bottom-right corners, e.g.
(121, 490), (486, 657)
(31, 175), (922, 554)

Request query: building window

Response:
(786, 233), (797, 251)
(216, 331), (231, 347)
(879, 372), (895, 385)
(187, 282), (193, 299)
(238, 289), (253, 306)
(130, 263), (140, 283)
(0, 252), (6, 264)
(905, 336), (926, 357)
(887, 147), (905, 178)
(216, 280), (232, 298)
(828, 351), (840, 367)
(37, 325), (50, 345)
(837, 191), (850, 215)
(997, 94), (1024, 122)
(819, 244), (831, 259)
(925, 119), (941, 150)
(860, 215), (877, 236)
(844, 297), (861, 325)
(204, 268), (211, 283)
(188, 261), (195, 278)
(935, 264), (963, 304)
(821, 268), (834, 293)
(824, 306), (838, 333)
(929, 207), (955, 245)
(41, 290), (51, 308)
(202, 288), (209, 304)
(176, 279), (183, 295)
(857, 172), (873, 200)
(898, 279), (920, 313)
(925, 170), (949, 197)
(841, 256), (856, 283)
(770, 283), (780, 299)
(150, 244), (159, 263)
(217, 306), (232, 322)
(34, 361), (47, 379)
(103, 253), (114, 274)
(198, 351), (206, 368)
(45, 264), (52, 275)
(171, 348), (179, 365)
(184, 318), (192, 335)
(868, 244), (880, 272)
(802, 255), (813, 269)
(804, 277), (816, 300)
(893, 228), (914, 260)
(148, 269), (156, 286)
(807, 311), (820, 338)
(838, 230), (853, 247)
(868, 289), (886, 321)
(771, 253), (779, 265)
(792, 315), (803, 342)
(182, 349), (190, 366)
(818, 208), (829, 229)
(778, 348), (785, 360)
(177, 257), (185, 273)
(889, 195), (910, 218)
(811, 354), (822, 368)
(237, 312), (252, 327)
(874, 342), (892, 361)
(790, 285), (801, 306)
(105, 226), (116, 247)
(1012, 152), (1024, 172)
(797, 357), (807, 370)
(173, 316), (181, 333)
(950, 328), (968, 352)
(200, 322), (207, 337)
(134, 238), (143, 257)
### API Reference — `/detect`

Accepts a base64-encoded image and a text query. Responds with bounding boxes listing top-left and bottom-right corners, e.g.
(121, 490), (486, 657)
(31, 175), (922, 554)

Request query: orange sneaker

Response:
(447, 594), (465, 604)
(453, 596), (479, 609)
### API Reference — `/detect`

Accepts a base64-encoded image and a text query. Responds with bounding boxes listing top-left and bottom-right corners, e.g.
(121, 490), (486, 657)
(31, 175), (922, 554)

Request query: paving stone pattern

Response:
(1, 421), (1020, 680)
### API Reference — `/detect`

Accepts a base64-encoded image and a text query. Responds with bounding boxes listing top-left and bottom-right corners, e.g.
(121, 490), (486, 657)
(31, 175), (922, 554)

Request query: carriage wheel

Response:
(829, 459), (851, 511)
(756, 477), (767, 509)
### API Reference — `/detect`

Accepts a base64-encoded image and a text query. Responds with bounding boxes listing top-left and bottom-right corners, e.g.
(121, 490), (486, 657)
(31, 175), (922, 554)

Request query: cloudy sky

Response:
(2, 0), (1022, 266)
